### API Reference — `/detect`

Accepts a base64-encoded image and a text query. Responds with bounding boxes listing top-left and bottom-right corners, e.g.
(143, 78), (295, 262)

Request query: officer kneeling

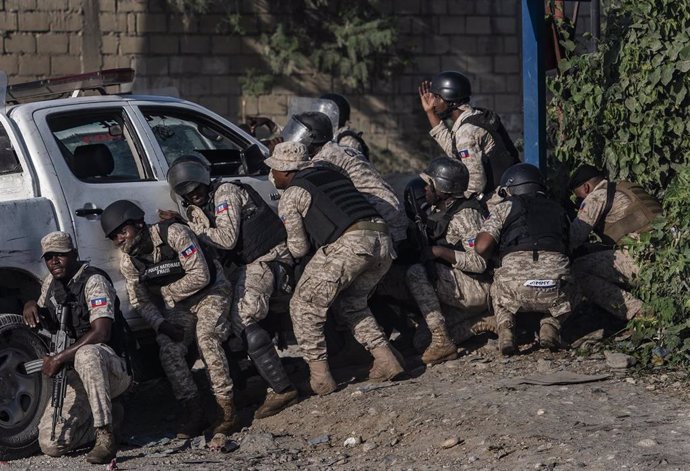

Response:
(266, 141), (405, 395)
(100, 201), (237, 443)
(23, 232), (131, 464)
(474, 164), (572, 355)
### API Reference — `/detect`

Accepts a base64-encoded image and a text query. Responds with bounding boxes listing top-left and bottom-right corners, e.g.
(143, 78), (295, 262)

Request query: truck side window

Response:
(140, 107), (256, 177)
(47, 110), (149, 182)
(0, 128), (21, 175)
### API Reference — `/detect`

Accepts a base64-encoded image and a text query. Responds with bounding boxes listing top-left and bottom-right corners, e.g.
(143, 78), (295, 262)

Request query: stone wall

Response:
(0, 0), (530, 171)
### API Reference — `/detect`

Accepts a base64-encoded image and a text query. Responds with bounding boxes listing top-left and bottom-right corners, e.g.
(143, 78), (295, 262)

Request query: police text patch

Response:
(523, 279), (557, 288)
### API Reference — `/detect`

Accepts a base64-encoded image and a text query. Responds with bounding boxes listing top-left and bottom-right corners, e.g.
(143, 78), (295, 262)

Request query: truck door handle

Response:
(75, 207), (103, 217)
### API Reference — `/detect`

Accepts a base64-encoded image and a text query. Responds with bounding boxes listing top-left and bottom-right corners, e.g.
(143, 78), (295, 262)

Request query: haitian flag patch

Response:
(458, 149), (471, 159)
(467, 238), (476, 248)
(180, 244), (198, 259)
(90, 297), (108, 308)
(216, 201), (229, 215)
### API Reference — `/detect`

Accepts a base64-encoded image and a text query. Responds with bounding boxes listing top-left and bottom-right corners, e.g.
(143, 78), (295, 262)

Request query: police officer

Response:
(23, 232), (131, 464)
(419, 71), (519, 201)
(320, 92), (370, 160)
(162, 156), (298, 418)
(282, 111), (409, 249)
(568, 164), (662, 320)
(100, 201), (236, 444)
(265, 142), (404, 395)
(405, 157), (491, 365)
(474, 164), (571, 355)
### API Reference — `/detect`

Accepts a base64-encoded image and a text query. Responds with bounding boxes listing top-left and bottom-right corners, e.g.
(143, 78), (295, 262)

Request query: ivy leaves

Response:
(549, 0), (690, 367)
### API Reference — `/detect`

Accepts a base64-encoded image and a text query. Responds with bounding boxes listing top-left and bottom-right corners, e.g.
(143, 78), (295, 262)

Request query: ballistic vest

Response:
(454, 108), (520, 193)
(499, 194), (569, 261)
(289, 167), (380, 249)
(336, 130), (370, 161)
(595, 181), (663, 245)
(426, 197), (488, 246)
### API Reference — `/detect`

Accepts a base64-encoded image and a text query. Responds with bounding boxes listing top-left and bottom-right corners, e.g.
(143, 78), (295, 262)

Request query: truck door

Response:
(34, 105), (178, 327)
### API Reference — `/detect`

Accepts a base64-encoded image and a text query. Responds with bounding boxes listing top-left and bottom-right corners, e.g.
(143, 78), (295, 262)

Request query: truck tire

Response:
(0, 314), (50, 460)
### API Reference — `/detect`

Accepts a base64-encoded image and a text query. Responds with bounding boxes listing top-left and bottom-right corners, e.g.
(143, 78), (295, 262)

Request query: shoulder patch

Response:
(458, 149), (471, 159)
(467, 238), (476, 248)
(90, 297), (108, 308)
(216, 201), (229, 215)
(180, 244), (198, 259)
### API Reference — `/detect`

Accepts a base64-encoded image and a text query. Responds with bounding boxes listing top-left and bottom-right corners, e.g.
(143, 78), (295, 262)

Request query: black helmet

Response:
(320, 93), (350, 127)
(281, 111), (333, 150)
(422, 156), (469, 197)
(430, 71), (472, 104)
(404, 177), (429, 221)
(101, 200), (145, 238)
(167, 155), (211, 197)
(499, 163), (545, 196)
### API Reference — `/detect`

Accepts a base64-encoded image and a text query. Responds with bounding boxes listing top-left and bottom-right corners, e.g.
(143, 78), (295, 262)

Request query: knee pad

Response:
(244, 323), (272, 357)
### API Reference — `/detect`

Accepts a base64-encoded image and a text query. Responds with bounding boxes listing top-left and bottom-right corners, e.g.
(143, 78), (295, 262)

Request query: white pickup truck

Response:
(0, 69), (280, 459)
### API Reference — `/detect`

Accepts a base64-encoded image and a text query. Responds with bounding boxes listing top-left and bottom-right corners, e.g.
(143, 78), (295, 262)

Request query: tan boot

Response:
(176, 395), (206, 439)
(369, 345), (405, 382)
(497, 323), (516, 356)
(539, 321), (561, 351)
(308, 360), (337, 396)
(421, 324), (458, 365)
(255, 387), (299, 419)
(212, 396), (239, 436)
(86, 425), (117, 464)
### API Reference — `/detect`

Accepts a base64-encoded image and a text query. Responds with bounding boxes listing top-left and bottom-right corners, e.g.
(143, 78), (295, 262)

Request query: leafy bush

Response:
(548, 0), (690, 366)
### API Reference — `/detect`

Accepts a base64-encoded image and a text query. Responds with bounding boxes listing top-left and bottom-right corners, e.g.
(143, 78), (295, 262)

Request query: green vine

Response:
(548, 0), (690, 367)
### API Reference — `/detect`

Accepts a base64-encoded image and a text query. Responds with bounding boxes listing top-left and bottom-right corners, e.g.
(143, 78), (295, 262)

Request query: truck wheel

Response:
(0, 314), (50, 460)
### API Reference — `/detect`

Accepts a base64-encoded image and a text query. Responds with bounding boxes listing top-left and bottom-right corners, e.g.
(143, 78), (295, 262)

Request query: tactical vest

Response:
(454, 108), (519, 193)
(289, 167), (380, 249)
(202, 180), (287, 264)
(426, 197), (488, 246)
(595, 181), (663, 245)
(499, 194), (569, 261)
(131, 221), (217, 288)
(336, 130), (370, 161)
(47, 265), (130, 360)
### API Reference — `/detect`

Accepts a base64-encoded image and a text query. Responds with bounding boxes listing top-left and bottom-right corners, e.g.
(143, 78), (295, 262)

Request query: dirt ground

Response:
(5, 334), (690, 471)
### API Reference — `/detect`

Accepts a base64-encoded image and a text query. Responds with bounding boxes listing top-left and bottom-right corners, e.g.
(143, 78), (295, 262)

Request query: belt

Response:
(344, 220), (389, 234)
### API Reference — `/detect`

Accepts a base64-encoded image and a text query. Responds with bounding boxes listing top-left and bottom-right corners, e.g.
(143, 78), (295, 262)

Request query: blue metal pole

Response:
(521, 0), (546, 171)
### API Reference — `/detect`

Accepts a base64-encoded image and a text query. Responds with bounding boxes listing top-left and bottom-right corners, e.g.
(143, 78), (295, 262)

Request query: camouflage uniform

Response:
(186, 182), (293, 335)
(406, 204), (491, 330)
(334, 125), (365, 155)
(312, 142), (408, 244)
(429, 104), (496, 199)
(570, 179), (642, 319)
(279, 185), (392, 362)
(480, 200), (572, 329)
(36, 263), (131, 455)
(120, 223), (233, 401)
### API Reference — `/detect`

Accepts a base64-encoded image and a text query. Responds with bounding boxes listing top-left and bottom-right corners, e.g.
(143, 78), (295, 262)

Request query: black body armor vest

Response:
(499, 195), (569, 261)
(289, 167), (380, 249)
(47, 264), (130, 359)
(426, 197), (488, 246)
(132, 221), (216, 288)
(454, 108), (520, 192)
(203, 181), (287, 264)
(336, 130), (370, 160)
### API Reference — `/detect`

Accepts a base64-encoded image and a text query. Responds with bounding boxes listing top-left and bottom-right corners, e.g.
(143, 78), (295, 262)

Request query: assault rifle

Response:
(403, 177), (438, 284)
(45, 304), (74, 440)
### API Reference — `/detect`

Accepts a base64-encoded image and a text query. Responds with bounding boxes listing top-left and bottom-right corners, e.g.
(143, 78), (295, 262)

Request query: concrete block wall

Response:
(0, 0), (527, 171)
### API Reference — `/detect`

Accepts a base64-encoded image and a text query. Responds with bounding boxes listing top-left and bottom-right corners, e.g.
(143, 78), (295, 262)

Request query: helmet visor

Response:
(281, 117), (313, 146)
(288, 97), (339, 134)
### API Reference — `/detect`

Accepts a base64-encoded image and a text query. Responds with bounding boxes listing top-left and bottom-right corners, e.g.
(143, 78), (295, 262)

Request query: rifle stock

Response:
(50, 303), (74, 441)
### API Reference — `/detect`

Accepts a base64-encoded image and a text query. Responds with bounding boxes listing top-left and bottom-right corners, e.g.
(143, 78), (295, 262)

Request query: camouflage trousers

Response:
(158, 278), (234, 401)
(38, 344), (131, 456)
(492, 274), (572, 330)
(406, 262), (490, 329)
(290, 229), (393, 362)
(572, 248), (642, 320)
(229, 259), (276, 336)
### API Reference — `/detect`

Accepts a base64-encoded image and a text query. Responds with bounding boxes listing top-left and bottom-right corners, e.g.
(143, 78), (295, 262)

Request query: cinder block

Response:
(120, 36), (148, 54)
(0, 12), (19, 31)
(68, 35), (82, 55)
(450, 35), (479, 55)
(448, 0), (475, 15)
(168, 55), (202, 75)
(258, 94), (287, 115)
(149, 35), (179, 55)
(415, 56), (441, 73)
(430, 0), (447, 15)
(423, 35), (451, 55)
(477, 36), (504, 54)
(178, 76), (211, 96)
(133, 56), (168, 76)
(169, 15), (198, 33)
(117, 0), (148, 13)
(201, 57), (230, 75)
(493, 55), (519, 74)
(5, 34), (36, 53)
(100, 12), (128, 32)
(6, 0), (36, 10)
(18, 12), (50, 32)
(100, 0), (117, 12)
(471, 93), (494, 109)
(491, 16), (517, 35)
(197, 95), (229, 116)
(36, 34), (69, 54)
(212, 76), (240, 95)
(102, 35), (119, 54)
(0, 55), (19, 75)
(212, 36), (242, 55)
(440, 54), (467, 71)
(493, 93), (521, 113)
(49, 54), (81, 76)
(439, 16), (463, 35)
(465, 16), (491, 35)
(394, 0), (421, 15)
(504, 37), (519, 54)
(18, 55), (50, 76)
(466, 55), (492, 73)
(180, 35), (211, 54)
(50, 11), (82, 32)
(136, 13), (167, 33)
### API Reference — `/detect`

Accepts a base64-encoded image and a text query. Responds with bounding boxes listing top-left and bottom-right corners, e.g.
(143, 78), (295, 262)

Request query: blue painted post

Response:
(521, 0), (546, 171)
